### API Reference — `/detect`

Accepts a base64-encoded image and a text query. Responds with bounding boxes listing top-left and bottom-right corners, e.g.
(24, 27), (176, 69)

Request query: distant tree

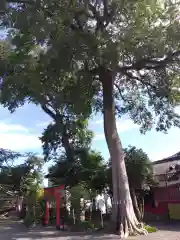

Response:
(124, 146), (155, 221)
(0, 164), (29, 193)
(20, 154), (44, 226)
(70, 183), (90, 221)
(48, 149), (107, 193)
(0, 148), (21, 168)
(41, 119), (93, 161)
(20, 154), (44, 196)
(0, 153), (44, 195)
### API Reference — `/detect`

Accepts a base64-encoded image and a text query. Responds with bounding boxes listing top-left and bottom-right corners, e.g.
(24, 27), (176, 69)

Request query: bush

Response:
(144, 225), (158, 233)
(23, 215), (35, 227)
(80, 220), (95, 230)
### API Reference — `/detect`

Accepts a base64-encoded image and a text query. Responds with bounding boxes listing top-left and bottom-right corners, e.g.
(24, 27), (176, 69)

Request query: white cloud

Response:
(94, 133), (104, 141)
(93, 119), (138, 141)
(0, 122), (29, 133)
(36, 121), (50, 127)
(0, 133), (41, 151)
(0, 121), (41, 151)
(36, 121), (54, 128)
(116, 119), (139, 132)
(94, 119), (103, 125)
(149, 148), (180, 162)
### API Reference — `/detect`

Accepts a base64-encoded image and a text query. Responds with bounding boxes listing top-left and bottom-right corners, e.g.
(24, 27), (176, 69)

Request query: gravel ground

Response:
(0, 218), (180, 240)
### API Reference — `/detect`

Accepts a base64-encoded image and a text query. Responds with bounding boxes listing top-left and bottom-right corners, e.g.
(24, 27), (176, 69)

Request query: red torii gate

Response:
(43, 185), (65, 229)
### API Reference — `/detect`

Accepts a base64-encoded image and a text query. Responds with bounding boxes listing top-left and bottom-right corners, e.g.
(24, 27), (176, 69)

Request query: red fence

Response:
(145, 201), (180, 215)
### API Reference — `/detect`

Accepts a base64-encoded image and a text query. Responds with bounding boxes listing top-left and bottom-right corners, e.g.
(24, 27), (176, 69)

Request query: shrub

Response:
(144, 225), (158, 233)
(81, 220), (95, 230)
(23, 214), (35, 227)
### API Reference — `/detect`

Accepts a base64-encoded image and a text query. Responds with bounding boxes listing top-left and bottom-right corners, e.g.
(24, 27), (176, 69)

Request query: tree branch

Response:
(103, 0), (108, 17)
(41, 105), (75, 162)
(117, 51), (180, 72)
(122, 70), (157, 91)
(41, 104), (56, 120)
(88, 3), (105, 33)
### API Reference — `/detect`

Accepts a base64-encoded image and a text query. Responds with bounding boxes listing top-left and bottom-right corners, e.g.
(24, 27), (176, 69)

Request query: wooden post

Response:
(100, 210), (104, 229)
(56, 195), (60, 230)
(72, 208), (75, 224)
(44, 201), (49, 226)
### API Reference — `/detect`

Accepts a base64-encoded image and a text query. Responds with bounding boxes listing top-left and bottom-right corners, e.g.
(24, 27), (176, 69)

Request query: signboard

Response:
(168, 203), (180, 220)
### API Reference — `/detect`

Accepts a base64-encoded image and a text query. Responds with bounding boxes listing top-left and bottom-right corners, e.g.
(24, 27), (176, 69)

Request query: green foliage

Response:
(41, 118), (93, 161)
(0, 164), (29, 192)
(0, 0), (180, 150)
(48, 149), (107, 191)
(0, 2), (180, 191)
(124, 146), (155, 190)
(20, 155), (44, 226)
(107, 146), (155, 192)
(80, 220), (95, 230)
(1, 3), (180, 231)
(144, 225), (158, 233)
(0, 153), (44, 196)
(0, 148), (21, 168)
(24, 214), (35, 228)
(70, 184), (90, 214)
(20, 155), (44, 198)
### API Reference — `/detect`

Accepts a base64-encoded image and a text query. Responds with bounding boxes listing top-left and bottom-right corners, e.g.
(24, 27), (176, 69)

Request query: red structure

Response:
(144, 152), (180, 219)
(43, 185), (65, 229)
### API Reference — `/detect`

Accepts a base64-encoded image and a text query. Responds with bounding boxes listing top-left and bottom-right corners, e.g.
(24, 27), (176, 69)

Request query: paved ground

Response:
(129, 223), (180, 240)
(0, 217), (180, 240)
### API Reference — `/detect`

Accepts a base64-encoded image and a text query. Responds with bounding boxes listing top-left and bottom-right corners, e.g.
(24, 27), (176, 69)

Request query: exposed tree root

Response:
(115, 202), (148, 239)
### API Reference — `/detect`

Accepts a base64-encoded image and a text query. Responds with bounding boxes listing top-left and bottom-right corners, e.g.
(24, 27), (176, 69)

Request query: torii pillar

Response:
(44, 185), (65, 229)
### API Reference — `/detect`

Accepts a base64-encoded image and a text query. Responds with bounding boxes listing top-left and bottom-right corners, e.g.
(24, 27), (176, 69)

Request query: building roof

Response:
(154, 151), (180, 165)
(153, 152), (180, 176)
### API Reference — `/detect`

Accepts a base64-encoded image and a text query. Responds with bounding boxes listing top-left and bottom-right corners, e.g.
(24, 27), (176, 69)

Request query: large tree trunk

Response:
(101, 69), (147, 238)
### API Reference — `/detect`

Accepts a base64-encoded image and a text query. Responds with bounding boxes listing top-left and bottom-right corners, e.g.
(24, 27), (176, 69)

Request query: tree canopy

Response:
(124, 146), (155, 191)
(48, 149), (107, 192)
(0, 153), (44, 195)
(107, 146), (155, 191)
(1, 0), (180, 132)
(1, 0), (180, 237)
(0, 148), (21, 168)
(124, 146), (155, 220)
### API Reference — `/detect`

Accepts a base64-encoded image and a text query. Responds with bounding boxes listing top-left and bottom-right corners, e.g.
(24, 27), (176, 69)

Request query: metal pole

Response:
(165, 171), (171, 220)
(72, 208), (75, 225)
(165, 172), (170, 201)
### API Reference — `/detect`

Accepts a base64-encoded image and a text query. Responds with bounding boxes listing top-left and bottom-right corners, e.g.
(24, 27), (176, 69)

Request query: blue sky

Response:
(1, 103), (180, 180)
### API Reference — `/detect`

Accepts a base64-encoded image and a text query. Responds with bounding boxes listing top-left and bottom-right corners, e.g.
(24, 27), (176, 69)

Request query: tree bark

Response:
(139, 195), (144, 222)
(101, 69), (147, 238)
(131, 189), (141, 222)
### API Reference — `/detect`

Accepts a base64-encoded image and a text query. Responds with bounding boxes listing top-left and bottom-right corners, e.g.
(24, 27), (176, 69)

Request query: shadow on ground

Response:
(0, 219), (120, 240)
(1, 217), (180, 240)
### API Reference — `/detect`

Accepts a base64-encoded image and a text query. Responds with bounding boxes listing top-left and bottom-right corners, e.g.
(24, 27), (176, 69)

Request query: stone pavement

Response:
(0, 217), (180, 240)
